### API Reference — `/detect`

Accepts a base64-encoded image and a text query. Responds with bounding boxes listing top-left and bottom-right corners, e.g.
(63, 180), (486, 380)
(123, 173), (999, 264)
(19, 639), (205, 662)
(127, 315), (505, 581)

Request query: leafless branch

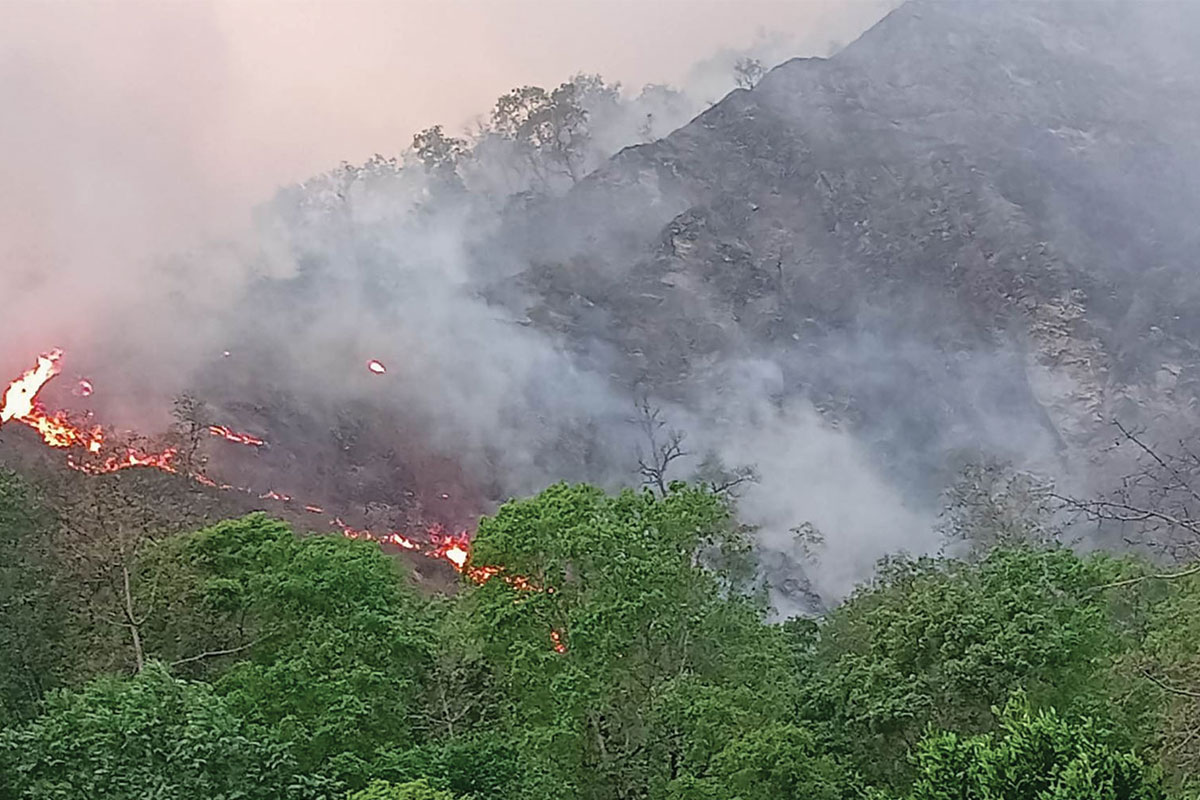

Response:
(634, 397), (687, 496)
(1114, 420), (1200, 507)
(170, 638), (261, 668)
(1053, 493), (1200, 535)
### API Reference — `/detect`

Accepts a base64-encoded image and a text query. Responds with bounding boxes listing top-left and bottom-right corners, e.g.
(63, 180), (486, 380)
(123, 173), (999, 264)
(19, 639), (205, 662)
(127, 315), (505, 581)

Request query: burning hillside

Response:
(0, 348), (501, 582)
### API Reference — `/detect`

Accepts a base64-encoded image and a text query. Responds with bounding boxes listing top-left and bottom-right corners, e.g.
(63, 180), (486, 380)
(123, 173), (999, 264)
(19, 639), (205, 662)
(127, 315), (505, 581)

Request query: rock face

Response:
(502, 0), (1200, 495)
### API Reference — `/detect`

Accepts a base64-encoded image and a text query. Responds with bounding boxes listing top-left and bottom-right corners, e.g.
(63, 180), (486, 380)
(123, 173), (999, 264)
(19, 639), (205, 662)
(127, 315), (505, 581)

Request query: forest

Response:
(6, 3), (1200, 797)
(1, 465), (1197, 800)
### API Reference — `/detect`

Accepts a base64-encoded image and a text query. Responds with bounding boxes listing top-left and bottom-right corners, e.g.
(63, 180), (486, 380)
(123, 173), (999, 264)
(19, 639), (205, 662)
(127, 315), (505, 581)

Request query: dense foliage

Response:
(1, 470), (1197, 798)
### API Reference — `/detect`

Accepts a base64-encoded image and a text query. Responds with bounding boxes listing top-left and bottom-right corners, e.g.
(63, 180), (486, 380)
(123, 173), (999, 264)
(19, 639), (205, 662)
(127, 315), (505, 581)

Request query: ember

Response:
(208, 424), (266, 447)
(2, 347), (565, 652)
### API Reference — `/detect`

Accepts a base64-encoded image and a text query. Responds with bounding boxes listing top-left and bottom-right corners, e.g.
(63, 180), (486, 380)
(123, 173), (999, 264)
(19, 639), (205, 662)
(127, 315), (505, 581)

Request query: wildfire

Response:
(1, 350), (104, 454)
(1, 350), (173, 474)
(208, 425), (266, 447)
(336, 522), (547, 595)
(2, 347), (567, 653)
(431, 527), (472, 569)
(70, 448), (179, 476)
(1, 349), (63, 424)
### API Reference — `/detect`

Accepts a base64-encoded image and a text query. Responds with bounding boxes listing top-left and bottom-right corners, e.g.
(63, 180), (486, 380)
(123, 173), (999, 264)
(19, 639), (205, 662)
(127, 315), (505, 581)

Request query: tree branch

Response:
(1141, 668), (1200, 700)
(170, 638), (261, 668)
(1095, 563), (1200, 591)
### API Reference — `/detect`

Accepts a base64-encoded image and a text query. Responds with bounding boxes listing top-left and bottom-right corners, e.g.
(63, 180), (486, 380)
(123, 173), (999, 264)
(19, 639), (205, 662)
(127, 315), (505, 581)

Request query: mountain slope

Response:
(502, 0), (1200, 498)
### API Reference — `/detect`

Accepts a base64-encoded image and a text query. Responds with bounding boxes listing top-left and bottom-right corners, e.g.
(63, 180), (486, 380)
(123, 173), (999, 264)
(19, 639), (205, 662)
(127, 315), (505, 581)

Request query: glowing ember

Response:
(208, 425), (266, 447)
(3, 346), (568, 653)
(85, 448), (179, 475)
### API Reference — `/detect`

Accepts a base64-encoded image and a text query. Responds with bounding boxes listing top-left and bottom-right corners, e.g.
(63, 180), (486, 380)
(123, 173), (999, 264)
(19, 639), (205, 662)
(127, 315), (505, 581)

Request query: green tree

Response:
(1131, 566), (1200, 784)
(0, 662), (330, 800)
(462, 483), (808, 800)
(139, 515), (435, 788)
(661, 723), (849, 800)
(0, 470), (67, 721)
(907, 694), (1165, 800)
(802, 546), (1155, 789)
(348, 779), (464, 800)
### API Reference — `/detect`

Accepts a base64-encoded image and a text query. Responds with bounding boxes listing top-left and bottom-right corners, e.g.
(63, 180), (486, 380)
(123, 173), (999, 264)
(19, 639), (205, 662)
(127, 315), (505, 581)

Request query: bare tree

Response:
(691, 450), (759, 499)
(40, 443), (225, 674)
(168, 393), (210, 476)
(633, 397), (687, 496)
(939, 459), (1058, 558)
(1055, 420), (1200, 562)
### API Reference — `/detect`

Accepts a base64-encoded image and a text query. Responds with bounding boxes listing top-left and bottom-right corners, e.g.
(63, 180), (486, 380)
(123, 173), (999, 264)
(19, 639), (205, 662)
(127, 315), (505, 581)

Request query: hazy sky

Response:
(0, 0), (890, 356)
(2, 1), (889, 229)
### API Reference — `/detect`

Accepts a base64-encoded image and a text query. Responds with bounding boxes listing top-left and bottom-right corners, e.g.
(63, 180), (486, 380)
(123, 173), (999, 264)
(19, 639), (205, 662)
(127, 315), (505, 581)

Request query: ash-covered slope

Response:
(503, 0), (1200, 496)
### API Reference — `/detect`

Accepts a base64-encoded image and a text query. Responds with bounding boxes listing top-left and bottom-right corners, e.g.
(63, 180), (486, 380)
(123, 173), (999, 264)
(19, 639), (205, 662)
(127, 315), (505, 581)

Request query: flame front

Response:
(209, 425), (266, 447)
(1, 350), (105, 454)
(1, 351), (172, 473)
(1, 349), (63, 424)
(2, 347), (566, 653)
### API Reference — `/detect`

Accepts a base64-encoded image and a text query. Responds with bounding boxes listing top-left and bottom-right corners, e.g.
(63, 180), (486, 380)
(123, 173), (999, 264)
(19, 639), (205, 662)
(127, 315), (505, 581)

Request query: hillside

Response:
(502, 0), (1200, 499)
(10, 3), (1200, 797)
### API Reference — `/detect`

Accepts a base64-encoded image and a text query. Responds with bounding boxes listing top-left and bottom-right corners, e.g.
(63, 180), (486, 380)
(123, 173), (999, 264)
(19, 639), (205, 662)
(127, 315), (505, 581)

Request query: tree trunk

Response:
(121, 563), (145, 673)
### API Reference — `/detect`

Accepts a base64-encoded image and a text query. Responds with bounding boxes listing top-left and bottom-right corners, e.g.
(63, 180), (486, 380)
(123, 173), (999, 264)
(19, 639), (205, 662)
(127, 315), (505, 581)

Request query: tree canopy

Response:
(1, 479), (1197, 798)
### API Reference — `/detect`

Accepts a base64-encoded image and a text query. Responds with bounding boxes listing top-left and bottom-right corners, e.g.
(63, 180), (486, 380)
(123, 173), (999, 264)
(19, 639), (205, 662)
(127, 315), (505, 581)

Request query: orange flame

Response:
(1, 350), (171, 473)
(3, 347), (567, 653)
(1, 349), (63, 424)
(70, 447), (179, 475)
(208, 424), (266, 447)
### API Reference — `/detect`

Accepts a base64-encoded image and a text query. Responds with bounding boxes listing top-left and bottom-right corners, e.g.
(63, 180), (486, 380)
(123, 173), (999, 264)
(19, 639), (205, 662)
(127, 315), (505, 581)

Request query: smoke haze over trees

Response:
(7, 0), (1200, 795)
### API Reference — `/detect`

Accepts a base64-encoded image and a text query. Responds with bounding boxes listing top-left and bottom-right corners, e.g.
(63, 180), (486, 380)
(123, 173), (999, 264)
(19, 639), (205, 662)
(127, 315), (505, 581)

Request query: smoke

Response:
(0, 0), (892, 364)
(23, 0), (1198, 611)
(0, 3), (235, 370)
